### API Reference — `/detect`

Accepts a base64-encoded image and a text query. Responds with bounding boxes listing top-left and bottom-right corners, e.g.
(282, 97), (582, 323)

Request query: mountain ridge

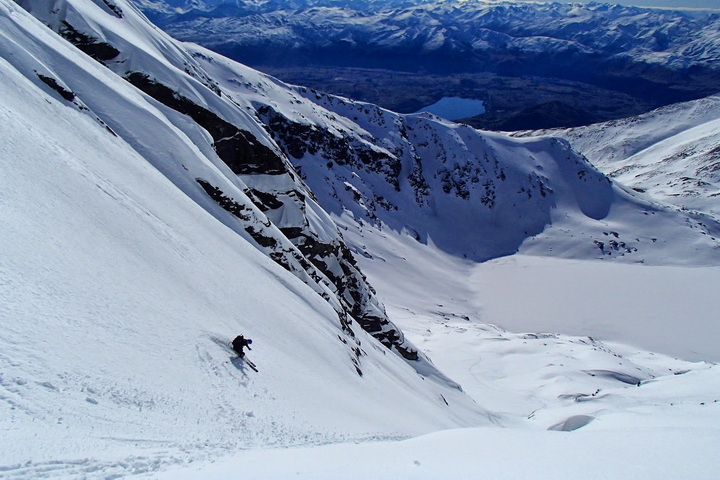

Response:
(13, 0), (720, 265)
(521, 93), (720, 223)
(137, 0), (720, 110)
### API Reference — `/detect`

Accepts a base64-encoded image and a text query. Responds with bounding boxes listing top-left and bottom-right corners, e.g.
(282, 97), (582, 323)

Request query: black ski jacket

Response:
(232, 335), (251, 355)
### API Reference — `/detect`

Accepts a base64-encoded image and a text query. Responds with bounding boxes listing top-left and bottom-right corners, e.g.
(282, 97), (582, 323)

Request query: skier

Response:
(232, 334), (252, 358)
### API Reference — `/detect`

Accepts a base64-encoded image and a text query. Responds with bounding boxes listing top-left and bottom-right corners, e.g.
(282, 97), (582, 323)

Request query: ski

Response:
(243, 358), (259, 372)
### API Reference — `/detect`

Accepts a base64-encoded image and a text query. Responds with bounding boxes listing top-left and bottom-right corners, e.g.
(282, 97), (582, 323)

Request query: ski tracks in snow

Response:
(0, 454), (185, 480)
(1, 335), (275, 479)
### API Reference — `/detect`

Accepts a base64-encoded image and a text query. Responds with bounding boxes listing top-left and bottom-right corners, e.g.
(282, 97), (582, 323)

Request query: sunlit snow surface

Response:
(144, 427), (720, 480)
(142, 224), (720, 480)
(1, 0), (719, 477)
(524, 94), (720, 222)
(0, 0), (484, 475)
(349, 219), (720, 423)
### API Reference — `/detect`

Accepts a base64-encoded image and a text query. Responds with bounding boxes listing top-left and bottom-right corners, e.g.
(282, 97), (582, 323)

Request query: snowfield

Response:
(1, 0), (719, 478)
(139, 225), (720, 480)
(141, 427), (720, 480)
(0, 48), (484, 472)
(0, 0), (485, 475)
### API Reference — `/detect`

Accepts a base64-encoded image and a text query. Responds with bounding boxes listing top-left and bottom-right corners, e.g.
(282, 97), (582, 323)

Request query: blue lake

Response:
(416, 97), (486, 120)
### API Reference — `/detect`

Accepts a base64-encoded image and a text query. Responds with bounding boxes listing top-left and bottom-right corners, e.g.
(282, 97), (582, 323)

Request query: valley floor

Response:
(256, 66), (663, 130)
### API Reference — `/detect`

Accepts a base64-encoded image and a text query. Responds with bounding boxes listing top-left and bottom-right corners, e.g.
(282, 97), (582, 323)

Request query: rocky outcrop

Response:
(59, 21), (120, 63)
(256, 90), (563, 261)
(36, 72), (75, 101)
(121, 75), (420, 361)
(257, 105), (402, 190)
(125, 72), (287, 176)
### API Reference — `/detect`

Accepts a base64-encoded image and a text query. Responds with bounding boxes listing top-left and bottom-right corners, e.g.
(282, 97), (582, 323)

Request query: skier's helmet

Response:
(247, 339), (253, 344)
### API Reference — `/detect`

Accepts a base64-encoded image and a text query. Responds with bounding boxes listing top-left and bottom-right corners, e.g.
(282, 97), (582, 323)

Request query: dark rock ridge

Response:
(257, 105), (402, 190)
(126, 72), (286, 176)
(259, 87), (574, 261)
(59, 21), (120, 63)
(195, 175), (412, 358)
(36, 72), (75, 101)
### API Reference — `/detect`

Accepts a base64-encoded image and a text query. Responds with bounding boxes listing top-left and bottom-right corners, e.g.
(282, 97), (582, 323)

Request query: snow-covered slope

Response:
(128, 185), (720, 480)
(233, 209), (717, 480)
(522, 94), (720, 222)
(0, 0), (489, 474)
(3, 0), (720, 476)
(13, 0), (436, 363)
(141, 421), (720, 480)
(251, 85), (720, 265)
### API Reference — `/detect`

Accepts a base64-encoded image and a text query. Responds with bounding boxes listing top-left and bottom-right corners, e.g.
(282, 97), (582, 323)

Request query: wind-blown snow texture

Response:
(2, 0), (720, 477)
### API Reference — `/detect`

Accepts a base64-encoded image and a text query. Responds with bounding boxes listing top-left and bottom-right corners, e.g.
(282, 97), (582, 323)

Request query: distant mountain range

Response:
(139, 0), (720, 72)
(136, 0), (720, 117)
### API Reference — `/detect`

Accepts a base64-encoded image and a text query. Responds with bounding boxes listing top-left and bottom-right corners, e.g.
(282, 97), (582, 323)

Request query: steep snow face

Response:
(3, 0), (720, 477)
(0, 0), (490, 472)
(10, 0), (431, 361)
(523, 95), (720, 223)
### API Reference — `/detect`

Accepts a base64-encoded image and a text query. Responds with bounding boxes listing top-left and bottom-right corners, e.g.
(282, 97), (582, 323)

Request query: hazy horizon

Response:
(580, 0), (719, 10)
(476, 0), (720, 11)
(555, 0), (718, 11)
